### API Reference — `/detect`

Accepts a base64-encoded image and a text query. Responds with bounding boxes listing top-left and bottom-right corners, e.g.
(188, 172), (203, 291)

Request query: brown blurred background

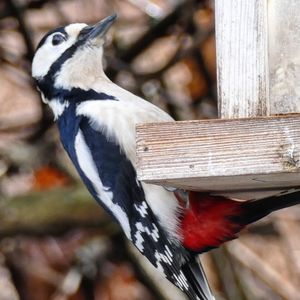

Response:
(0, 0), (299, 299)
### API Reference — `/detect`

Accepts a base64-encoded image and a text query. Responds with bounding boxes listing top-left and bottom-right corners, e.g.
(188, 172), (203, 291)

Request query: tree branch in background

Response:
(0, 185), (116, 237)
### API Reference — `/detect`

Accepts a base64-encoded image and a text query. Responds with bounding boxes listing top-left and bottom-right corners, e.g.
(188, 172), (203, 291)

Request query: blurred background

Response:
(0, 0), (300, 299)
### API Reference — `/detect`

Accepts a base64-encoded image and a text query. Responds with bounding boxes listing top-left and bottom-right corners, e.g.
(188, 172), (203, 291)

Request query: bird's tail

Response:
(181, 190), (300, 253)
(241, 190), (300, 225)
(182, 257), (215, 300)
(179, 191), (300, 299)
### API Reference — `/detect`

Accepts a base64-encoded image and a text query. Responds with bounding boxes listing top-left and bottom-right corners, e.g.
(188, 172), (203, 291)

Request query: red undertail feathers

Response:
(180, 190), (300, 253)
(181, 192), (245, 253)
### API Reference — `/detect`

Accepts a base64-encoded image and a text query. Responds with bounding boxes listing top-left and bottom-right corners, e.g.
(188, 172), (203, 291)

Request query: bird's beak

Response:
(87, 14), (117, 40)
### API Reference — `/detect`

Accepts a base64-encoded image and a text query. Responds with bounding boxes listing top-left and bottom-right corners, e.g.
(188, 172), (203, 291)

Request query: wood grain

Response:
(136, 115), (300, 194)
(215, 0), (269, 118)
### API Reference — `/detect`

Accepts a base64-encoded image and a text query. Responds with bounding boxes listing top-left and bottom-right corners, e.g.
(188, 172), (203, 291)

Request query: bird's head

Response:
(32, 14), (116, 101)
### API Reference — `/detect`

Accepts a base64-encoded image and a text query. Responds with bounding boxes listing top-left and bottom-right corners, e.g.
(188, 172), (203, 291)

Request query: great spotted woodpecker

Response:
(31, 15), (300, 300)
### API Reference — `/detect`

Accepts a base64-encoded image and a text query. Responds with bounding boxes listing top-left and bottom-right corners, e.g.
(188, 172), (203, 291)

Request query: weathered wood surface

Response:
(215, 0), (269, 118)
(136, 115), (300, 194)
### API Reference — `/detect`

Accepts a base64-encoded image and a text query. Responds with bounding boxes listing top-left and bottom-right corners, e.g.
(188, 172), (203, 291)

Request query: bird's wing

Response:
(112, 151), (215, 300)
(72, 115), (214, 300)
(75, 98), (181, 240)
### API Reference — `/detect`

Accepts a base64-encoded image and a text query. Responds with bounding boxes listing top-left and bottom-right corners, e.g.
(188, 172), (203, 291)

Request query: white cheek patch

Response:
(74, 129), (131, 239)
(32, 39), (72, 78)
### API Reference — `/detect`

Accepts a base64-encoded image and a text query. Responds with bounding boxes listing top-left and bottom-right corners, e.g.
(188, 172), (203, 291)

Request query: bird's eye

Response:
(52, 34), (66, 46)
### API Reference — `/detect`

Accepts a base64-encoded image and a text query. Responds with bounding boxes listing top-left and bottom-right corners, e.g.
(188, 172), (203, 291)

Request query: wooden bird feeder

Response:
(136, 0), (300, 200)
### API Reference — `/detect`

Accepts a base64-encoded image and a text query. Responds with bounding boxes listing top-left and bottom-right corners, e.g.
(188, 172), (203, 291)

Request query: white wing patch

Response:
(134, 227), (145, 252)
(74, 129), (131, 239)
(134, 201), (148, 217)
(155, 249), (172, 266)
(134, 221), (160, 252)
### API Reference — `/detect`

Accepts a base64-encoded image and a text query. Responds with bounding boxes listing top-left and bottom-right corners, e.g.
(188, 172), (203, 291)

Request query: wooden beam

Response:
(215, 0), (269, 118)
(136, 115), (300, 194)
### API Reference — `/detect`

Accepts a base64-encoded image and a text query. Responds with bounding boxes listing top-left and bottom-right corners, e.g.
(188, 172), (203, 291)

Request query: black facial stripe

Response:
(35, 24), (104, 102)
(45, 42), (78, 82)
(46, 25), (92, 80)
(39, 26), (94, 89)
(59, 88), (116, 102)
(36, 40), (82, 100)
(36, 27), (67, 51)
(35, 76), (116, 103)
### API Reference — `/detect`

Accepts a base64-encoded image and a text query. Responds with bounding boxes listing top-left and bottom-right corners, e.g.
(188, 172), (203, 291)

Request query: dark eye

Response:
(52, 34), (66, 46)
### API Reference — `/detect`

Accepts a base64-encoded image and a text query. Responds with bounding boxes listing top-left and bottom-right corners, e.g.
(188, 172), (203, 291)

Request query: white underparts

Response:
(141, 182), (182, 242)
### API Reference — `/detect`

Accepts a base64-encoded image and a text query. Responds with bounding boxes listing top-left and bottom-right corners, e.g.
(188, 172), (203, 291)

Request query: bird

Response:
(31, 14), (300, 300)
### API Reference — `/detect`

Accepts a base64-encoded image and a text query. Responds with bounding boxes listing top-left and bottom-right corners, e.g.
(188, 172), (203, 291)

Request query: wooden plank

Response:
(215, 0), (269, 118)
(136, 115), (300, 194)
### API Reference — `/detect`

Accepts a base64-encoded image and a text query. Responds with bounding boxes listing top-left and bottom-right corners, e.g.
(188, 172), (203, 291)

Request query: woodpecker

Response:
(32, 15), (300, 300)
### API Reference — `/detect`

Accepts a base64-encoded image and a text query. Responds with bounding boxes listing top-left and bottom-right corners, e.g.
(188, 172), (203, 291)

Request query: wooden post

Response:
(213, 0), (300, 198)
(215, 0), (269, 118)
(214, 0), (270, 198)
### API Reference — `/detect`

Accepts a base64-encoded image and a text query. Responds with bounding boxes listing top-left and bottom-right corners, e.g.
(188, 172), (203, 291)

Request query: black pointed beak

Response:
(88, 14), (117, 40)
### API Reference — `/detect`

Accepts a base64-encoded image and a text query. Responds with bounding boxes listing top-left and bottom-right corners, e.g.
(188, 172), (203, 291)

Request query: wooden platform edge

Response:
(136, 114), (300, 197)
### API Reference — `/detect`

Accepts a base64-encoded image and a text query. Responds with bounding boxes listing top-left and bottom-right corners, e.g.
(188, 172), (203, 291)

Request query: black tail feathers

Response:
(242, 190), (300, 225)
(182, 258), (215, 300)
